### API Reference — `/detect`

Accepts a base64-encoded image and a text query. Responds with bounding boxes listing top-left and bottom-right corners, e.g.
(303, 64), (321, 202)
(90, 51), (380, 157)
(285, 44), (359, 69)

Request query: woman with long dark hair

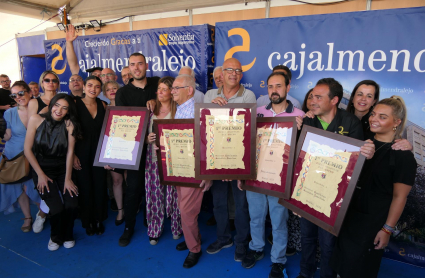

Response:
(24, 93), (82, 250)
(0, 81), (45, 233)
(145, 76), (181, 245)
(331, 96), (417, 277)
(73, 76), (107, 236)
(346, 80), (411, 150)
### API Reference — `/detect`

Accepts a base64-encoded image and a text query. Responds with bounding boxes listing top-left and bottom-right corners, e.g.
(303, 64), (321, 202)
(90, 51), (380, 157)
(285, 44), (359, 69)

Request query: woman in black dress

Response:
(330, 95), (417, 278)
(24, 94), (82, 251)
(73, 76), (107, 236)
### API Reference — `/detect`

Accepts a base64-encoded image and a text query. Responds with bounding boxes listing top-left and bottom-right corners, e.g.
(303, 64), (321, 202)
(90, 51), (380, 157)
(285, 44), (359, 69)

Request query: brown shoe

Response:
(21, 217), (32, 233)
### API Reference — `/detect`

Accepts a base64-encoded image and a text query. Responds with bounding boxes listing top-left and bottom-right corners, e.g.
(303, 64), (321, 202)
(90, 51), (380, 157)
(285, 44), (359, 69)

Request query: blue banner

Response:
(44, 24), (214, 94)
(216, 7), (425, 129)
(216, 7), (425, 267)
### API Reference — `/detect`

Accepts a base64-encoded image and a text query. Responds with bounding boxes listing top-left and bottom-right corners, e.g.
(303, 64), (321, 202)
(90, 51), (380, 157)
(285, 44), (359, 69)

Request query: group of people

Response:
(0, 24), (417, 278)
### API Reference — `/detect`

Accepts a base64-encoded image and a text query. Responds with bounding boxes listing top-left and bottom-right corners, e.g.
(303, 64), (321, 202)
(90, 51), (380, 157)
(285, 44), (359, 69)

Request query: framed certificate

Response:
(94, 106), (150, 170)
(154, 119), (202, 187)
(242, 117), (298, 199)
(279, 125), (366, 236)
(194, 103), (257, 180)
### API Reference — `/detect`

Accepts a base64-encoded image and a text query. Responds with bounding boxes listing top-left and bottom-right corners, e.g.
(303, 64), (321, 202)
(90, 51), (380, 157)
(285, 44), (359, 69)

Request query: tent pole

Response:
(265, 0), (270, 19)
(366, 0), (372, 10)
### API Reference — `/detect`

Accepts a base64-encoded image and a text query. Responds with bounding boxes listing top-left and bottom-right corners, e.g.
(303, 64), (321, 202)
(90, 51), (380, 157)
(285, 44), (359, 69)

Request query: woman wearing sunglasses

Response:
(0, 81), (46, 233)
(28, 71), (60, 118)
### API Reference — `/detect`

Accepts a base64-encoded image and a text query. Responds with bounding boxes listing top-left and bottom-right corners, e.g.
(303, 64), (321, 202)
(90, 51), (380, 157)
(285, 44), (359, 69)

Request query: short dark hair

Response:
(316, 78), (343, 106)
(84, 75), (102, 86)
(129, 52), (147, 63)
(346, 80), (380, 114)
(272, 65), (292, 81)
(267, 72), (289, 86)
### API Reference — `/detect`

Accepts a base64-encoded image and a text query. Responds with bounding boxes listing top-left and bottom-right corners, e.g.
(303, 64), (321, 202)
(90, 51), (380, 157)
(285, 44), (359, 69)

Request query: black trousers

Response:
(34, 171), (78, 244)
(123, 151), (146, 230)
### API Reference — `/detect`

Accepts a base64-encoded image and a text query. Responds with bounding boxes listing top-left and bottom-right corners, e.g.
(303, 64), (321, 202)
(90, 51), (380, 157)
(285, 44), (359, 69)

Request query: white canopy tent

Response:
(0, 0), (348, 23)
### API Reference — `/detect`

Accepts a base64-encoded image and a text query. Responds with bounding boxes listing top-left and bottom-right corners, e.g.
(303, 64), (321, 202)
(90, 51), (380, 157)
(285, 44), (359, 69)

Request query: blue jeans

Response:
(247, 191), (288, 264)
(300, 218), (337, 278)
(210, 180), (250, 247)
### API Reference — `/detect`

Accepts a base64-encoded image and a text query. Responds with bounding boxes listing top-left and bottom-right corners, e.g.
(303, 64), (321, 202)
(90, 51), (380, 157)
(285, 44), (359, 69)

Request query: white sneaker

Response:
(48, 238), (60, 251)
(63, 240), (75, 249)
(173, 234), (182, 240)
(33, 210), (46, 233)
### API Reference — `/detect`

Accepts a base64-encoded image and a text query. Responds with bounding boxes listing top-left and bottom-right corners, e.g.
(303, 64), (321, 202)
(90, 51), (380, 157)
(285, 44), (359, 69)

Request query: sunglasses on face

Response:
(10, 91), (27, 99)
(43, 78), (59, 83)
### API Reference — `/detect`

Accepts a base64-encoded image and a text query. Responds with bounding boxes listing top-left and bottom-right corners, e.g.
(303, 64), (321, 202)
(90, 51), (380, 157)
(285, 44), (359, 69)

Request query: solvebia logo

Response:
(159, 34), (168, 46)
(224, 28), (256, 72)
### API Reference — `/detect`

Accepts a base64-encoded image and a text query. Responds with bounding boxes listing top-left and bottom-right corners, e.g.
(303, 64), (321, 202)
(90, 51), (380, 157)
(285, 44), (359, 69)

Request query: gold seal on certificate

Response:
(104, 115), (141, 161)
(255, 127), (288, 185)
(206, 114), (245, 170)
(292, 140), (352, 217)
(161, 129), (195, 178)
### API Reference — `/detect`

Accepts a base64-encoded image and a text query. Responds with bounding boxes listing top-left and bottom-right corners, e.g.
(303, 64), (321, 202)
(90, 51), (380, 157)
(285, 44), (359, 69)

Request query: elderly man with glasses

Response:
(68, 75), (84, 98)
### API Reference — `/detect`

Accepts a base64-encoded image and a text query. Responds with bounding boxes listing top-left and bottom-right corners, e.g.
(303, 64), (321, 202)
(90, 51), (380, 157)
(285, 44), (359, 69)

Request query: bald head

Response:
(100, 68), (117, 83)
(222, 58), (243, 89)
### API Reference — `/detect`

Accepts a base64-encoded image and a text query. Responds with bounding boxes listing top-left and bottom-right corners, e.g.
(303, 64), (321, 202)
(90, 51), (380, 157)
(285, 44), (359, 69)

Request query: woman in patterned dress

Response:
(145, 76), (181, 245)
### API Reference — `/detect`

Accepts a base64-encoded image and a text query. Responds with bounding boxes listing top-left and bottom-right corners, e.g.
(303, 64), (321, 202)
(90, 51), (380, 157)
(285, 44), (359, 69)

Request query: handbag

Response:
(0, 151), (30, 184)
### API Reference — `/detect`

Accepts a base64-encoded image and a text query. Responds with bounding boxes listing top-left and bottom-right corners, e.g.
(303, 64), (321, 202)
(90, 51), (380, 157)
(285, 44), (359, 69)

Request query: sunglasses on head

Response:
(10, 91), (27, 99)
(43, 78), (59, 83)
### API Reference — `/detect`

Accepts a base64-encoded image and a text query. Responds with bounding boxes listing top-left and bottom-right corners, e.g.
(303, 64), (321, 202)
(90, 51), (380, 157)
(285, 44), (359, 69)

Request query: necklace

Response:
(159, 110), (169, 114)
(373, 136), (392, 152)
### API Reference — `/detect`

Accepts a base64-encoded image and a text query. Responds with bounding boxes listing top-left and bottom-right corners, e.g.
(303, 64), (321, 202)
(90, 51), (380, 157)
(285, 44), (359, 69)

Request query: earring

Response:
(393, 126), (397, 131)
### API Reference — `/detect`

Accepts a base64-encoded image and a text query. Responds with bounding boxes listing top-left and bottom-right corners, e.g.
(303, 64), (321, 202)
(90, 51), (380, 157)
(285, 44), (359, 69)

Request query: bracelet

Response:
(381, 227), (391, 235)
(383, 224), (395, 234)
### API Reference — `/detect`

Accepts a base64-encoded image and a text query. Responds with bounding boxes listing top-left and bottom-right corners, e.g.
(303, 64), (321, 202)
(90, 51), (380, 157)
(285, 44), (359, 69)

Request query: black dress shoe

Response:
(176, 240), (188, 251)
(86, 224), (95, 236)
(183, 250), (202, 268)
(119, 228), (134, 247)
(96, 221), (105, 235)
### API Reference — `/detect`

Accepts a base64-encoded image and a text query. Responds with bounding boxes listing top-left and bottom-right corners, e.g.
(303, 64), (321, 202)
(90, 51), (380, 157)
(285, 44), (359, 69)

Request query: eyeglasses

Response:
(100, 73), (115, 78)
(10, 91), (27, 99)
(171, 86), (188, 91)
(43, 78), (59, 83)
(69, 78), (83, 83)
(0, 80), (11, 84)
(223, 68), (243, 75)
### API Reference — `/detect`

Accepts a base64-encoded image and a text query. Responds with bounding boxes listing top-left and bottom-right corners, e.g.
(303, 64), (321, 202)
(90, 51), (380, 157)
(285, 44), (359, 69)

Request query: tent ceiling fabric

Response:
(0, 0), (348, 23)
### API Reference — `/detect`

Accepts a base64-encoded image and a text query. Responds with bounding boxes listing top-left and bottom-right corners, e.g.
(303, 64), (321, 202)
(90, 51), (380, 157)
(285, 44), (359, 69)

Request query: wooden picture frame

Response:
(94, 106), (150, 170)
(279, 125), (366, 236)
(242, 117), (298, 199)
(194, 103), (257, 180)
(154, 119), (202, 187)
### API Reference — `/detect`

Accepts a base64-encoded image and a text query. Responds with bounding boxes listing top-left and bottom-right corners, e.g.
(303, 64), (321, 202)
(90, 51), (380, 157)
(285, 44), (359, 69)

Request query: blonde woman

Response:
(28, 71), (60, 118)
(331, 96), (417, 278)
